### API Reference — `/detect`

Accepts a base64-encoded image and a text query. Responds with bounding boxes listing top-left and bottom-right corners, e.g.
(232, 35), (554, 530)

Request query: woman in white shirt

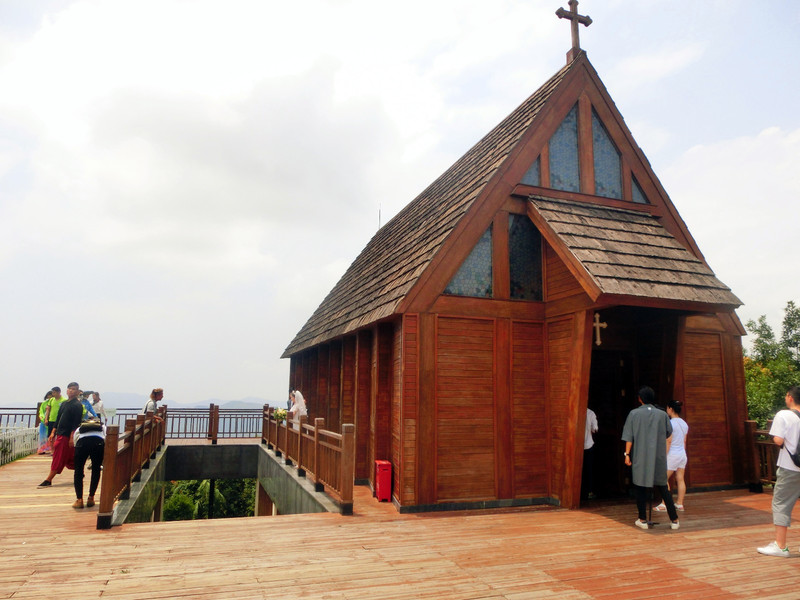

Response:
(656, 400), (689, 512)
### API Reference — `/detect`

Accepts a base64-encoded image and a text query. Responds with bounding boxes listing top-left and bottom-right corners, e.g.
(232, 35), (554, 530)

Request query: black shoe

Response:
(38, 480), (52, 487)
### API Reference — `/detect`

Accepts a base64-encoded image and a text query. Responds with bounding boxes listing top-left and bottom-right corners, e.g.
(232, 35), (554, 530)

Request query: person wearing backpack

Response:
(757, 385), (800, 557)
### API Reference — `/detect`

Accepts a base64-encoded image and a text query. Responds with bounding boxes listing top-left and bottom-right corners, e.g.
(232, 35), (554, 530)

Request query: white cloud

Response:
(664, 126), (800, 338)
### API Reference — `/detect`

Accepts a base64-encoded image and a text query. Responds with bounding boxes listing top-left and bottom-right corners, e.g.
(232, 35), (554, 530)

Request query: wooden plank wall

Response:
(328, 341), (342, 430)
(341, 337), (356, 428)
(545, 245), (583, 302)
(399, 315), (419, 505)
(435, 316), (496, 502)
(546, 316), (575, 502)
(355, 330), (373, 481)
(391, 320), (403, 502)
(511, 321), (548, 496)
(681, 330), (733, 486)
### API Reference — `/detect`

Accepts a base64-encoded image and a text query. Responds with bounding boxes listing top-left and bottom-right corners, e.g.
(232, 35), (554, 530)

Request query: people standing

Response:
(621, 386), (680, 530)
(90, 391), (107, 422)
(80, 391), (99, 419)
(38, 391), (53, 454)
(72, 419), (105, 509)
(141, 388), (163, 415)
(44, 386), (65, 439)
(38, 382), (84, 488)
(757, 386), (800, 557)
(655, 400), (688, 513)
(582, 406), (598, 500)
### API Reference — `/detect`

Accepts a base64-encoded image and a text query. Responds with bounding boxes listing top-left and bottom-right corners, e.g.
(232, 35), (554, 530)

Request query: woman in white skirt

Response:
(655, 400), (689, 512)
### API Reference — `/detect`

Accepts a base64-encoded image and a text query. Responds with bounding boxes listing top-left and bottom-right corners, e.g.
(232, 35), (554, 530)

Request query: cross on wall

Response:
(593, 312), (607, 347)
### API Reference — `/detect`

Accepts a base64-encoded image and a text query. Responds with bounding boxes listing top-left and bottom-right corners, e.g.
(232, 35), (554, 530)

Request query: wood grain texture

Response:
(4, 450), (798, 600)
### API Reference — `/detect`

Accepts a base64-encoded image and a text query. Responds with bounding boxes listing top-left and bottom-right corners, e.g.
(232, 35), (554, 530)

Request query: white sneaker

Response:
(653, 503), (666, 512)
(634, 519), (649, 530)
(675, 504), (684, 511)
(670, 520), (680, 530)
(757, 541), (789, 557)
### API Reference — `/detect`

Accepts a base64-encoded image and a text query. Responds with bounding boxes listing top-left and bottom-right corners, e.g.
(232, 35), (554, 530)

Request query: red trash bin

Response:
(375, 460), (392, 502)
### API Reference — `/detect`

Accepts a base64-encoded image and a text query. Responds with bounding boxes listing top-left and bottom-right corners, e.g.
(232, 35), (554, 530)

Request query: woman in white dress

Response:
(288, 390), (308, 430)
(656, 400), (689, 512)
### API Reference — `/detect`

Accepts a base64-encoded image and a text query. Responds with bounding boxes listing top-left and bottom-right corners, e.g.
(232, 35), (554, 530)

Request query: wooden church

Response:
(282, 3), (747, 511)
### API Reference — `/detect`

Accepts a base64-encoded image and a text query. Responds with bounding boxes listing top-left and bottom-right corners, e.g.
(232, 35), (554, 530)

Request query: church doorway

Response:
(585, 349), (636, 500)
(582, 307), (680, 503)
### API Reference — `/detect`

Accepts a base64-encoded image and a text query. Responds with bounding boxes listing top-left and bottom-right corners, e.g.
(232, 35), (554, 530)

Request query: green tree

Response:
(164, 493), (197, 521)
(745, 301), (800, 427)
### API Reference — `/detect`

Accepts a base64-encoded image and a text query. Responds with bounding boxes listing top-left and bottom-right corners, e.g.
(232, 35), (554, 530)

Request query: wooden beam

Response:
(417, 313), (437, 504)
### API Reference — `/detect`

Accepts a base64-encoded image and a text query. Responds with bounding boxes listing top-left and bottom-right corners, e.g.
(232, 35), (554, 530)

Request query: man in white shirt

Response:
(757, 386), (800, 557)
(582, 407), (598, 500)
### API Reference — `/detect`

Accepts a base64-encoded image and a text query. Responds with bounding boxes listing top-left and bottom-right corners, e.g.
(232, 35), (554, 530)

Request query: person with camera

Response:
(72, 417), (105, 509)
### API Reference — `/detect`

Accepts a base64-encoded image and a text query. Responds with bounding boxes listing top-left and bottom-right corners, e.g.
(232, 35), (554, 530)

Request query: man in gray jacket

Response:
(622, 386), (680, 530)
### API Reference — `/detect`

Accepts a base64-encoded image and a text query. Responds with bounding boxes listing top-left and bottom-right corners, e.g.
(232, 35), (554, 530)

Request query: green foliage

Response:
(164, 492), (197, 521)
(162, 478), (256, 521)
(744, 301), (800, 427)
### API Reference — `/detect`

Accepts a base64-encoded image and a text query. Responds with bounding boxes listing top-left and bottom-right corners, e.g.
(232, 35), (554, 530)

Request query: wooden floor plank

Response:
(2, 448), (800, 599)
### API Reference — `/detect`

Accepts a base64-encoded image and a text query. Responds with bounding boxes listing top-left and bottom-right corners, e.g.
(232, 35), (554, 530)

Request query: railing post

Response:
(262, 404), (269, 445)
(297, 415), (308, 476)
(97, 425), (119, 529)
(212, 404), (219, 445)
(340, 423), (355, 514)
(132, 415), (145, 482)
(313, 418), (325, 491)
(745, 420), (760, 491)
(207, 403), (214, 441)
(159, 406), (167, 449)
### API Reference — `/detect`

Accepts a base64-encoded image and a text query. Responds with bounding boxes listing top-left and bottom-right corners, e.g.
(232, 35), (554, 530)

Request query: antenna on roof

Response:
(556, 0), (592, 63)
(378, 202), (382, 230)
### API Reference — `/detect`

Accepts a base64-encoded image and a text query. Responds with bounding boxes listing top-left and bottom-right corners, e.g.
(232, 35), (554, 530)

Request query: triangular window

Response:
(632, 175), (649, 204)
(445, 226), (493, 298)
(592, 110), (621, 199)
(509, 215), (542, 301)
(520, 156), (540, 187)
(549, 104), (580, 192)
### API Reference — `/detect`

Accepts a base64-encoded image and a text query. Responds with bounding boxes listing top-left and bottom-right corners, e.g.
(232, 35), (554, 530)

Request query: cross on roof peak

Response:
(556, 0), (592, 63)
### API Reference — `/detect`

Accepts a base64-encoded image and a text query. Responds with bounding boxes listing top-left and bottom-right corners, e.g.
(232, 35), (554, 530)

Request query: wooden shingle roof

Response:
(282, 61), (575, 357)
(528, 196), (741, 307)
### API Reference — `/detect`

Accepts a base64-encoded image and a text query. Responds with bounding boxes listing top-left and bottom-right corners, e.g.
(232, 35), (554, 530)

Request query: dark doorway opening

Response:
(585, 349), (635, 500)
(582, 307), (681, 503)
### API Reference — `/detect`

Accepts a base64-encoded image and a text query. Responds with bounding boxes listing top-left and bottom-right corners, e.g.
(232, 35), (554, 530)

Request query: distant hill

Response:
(0, 393), (271, 410)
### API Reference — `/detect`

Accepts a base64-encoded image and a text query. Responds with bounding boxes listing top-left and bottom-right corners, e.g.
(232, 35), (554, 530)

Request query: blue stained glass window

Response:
(520, 156), (540, 186)
(508, 215), (542, 301)
(549, 104), (580, 192)
(445, 227), (493, 298)
(592, 110), (622, 199)
(632, 175), (649, 204)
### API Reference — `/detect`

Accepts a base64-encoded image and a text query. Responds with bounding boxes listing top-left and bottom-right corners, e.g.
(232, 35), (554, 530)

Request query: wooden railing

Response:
(262, 406), (355, 511)
(97, 407), (167, 529)
(746, 420), (779, 489)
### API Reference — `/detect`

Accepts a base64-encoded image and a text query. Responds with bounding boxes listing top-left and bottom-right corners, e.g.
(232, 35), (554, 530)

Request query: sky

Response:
(1, 0), (798, 407)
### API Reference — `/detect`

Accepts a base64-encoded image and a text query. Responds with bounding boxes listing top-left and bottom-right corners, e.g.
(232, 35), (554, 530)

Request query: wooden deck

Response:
(3, 450), (800, 599)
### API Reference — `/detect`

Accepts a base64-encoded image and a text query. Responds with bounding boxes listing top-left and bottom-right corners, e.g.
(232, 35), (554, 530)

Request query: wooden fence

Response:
(262, 406), (355, 511)
(745, 420), (779, 489)
(97, 407), (167, 529)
